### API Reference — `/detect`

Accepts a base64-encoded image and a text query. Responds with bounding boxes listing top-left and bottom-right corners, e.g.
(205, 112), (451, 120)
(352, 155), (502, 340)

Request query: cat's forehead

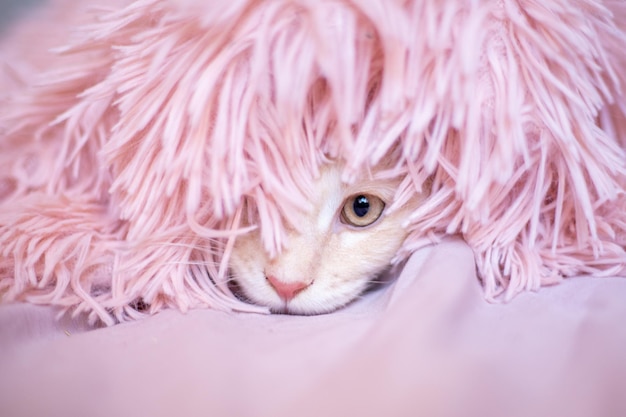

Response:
(313, 163), (400, 202)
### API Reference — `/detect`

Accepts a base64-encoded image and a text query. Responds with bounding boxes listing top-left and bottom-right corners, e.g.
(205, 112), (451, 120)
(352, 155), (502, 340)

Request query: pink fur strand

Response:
(1, 0), (626, 324)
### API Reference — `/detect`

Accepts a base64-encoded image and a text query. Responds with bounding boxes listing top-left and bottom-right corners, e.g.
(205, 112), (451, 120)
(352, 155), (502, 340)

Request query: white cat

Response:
(229, 163), (427, 314)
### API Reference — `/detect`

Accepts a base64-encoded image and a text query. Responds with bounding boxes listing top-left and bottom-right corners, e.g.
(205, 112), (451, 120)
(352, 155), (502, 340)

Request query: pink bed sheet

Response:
(1, 239), (625, 417)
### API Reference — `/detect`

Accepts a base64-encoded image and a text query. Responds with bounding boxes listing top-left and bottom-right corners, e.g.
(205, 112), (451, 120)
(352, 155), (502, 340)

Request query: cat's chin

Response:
(268, 305), (319, 316)
(242, 291), (346, 315)
(268, 302), (346, 316)
(256, 289), (362, 315)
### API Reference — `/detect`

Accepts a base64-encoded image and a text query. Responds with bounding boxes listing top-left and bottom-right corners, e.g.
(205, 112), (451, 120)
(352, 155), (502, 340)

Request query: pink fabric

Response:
(1, 240), (625, 417)
(1, 0), (626, 324)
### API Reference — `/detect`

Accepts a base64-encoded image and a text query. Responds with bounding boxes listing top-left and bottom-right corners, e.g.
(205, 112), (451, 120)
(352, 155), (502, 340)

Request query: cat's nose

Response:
(266, 275), (311, 301)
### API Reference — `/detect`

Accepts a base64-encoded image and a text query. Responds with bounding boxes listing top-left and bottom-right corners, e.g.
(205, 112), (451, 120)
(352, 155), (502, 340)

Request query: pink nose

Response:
(266, 275), (310, 301)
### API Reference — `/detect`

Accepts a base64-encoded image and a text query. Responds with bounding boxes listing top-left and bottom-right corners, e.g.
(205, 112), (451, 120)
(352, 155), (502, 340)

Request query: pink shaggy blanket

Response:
(1, 0), (626, 325)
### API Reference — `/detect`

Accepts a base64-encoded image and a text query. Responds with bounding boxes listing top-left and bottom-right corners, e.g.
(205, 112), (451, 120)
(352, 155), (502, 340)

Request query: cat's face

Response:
(229, 164), (424, 314)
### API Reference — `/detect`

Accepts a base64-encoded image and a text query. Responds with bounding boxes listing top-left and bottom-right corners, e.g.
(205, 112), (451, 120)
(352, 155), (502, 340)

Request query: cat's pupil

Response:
(353, 195), (370, 217)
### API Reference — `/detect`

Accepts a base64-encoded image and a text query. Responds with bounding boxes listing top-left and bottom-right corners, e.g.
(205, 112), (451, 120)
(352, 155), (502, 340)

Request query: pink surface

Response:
(2, 239), (625, 417)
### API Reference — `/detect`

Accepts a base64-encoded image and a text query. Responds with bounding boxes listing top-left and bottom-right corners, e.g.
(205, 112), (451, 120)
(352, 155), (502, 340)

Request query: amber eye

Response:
(340, 194), (385, 227)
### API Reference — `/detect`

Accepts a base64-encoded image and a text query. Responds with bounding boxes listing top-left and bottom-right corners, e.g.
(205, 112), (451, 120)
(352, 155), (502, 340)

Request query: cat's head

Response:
(229, 163), (427, 314)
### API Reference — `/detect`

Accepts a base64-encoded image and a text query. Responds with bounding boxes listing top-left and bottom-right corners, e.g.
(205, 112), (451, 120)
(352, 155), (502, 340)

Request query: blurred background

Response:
(0, 0), (43, 32)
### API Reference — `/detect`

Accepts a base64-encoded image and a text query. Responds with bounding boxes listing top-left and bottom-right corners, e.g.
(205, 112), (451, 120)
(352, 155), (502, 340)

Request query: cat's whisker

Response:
(137, 247), (227, 257)
(159, 260), (221, 267)
(142, 241), (228, 250)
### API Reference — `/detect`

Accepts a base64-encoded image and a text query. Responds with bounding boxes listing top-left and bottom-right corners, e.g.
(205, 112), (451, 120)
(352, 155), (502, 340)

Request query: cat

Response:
(229, 163), (428, 314)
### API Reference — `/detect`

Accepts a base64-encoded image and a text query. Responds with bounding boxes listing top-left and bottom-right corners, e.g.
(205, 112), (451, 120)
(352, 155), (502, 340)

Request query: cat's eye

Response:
(340, 194), (385, 227)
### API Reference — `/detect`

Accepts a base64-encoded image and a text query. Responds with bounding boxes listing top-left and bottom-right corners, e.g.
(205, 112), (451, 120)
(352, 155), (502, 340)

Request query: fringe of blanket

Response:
(1, 0), (626, 325)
